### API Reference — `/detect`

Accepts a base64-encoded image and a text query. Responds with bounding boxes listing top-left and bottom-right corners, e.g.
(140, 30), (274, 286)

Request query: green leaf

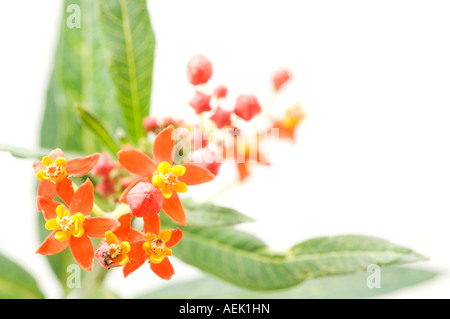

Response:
(98, 0), (156, 144)
(180, 198), (255, 228)
(41, 0), (123, 154)
(0, 144), (82, 160)
(172, 228), (427, 291)
(75, 105), (121, 155)
(0, 251), (45, 299)
(136, 266), (438, 299)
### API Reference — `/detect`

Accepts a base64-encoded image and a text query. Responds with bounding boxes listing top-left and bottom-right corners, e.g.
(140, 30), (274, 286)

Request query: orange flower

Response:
(118, 125), (216, 226)
(33, 149), (100, 205)
(272, 104), (305, 141)
(123, 214), (182, 280)
(95, 213), (143, 269)
(223, 131), (270, 182)
(36, 179), (119, 272)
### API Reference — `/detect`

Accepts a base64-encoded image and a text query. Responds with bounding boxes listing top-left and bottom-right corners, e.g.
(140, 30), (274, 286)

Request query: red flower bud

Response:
(210, 106), (232, 128)
(126, 182), (163, 218)
(189, 91), (212, 114)
(191, 131), (208, 150)
(143, 116), (159, 132)
(191, 148), (222, 176)
(234, 95), (261, 121)
(213, 84), (228, 99)
(273, 69), (291, 91)
(187, 54), (213, 85)
(91, 153), (115, 177)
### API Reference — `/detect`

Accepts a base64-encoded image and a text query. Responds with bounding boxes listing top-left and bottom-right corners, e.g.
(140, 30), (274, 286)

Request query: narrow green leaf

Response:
(0, 144), (81, 160)
(136, 266), (438, 299)
(75, 105), (121, 155)
(98, 0), (156, 144)
(173, 228), (427, 291)
(0, 252), (45, 299)
(180, 198), (255, 228)
(40, 0), (123, 154)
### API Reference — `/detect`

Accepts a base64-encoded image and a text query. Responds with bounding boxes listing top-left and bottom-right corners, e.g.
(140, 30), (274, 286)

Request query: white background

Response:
(1, 0), (450, 298)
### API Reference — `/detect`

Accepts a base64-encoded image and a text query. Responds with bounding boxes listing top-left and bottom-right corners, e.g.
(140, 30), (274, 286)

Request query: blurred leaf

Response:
(172, 228), (427, 291)
(0, 252), (45, 299)
(137, 266), (437, 299)
(180, 198), (255, 228)
(98, 0), (156, 144)
(39, 0), (125, 289)
(75, 105), (121, 155)
(0, 144), (81, 160)
(40, 0), (122, 154)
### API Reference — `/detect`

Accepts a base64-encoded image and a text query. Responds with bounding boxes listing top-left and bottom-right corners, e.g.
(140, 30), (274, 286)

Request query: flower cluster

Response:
(33, 55), (304, 280)
(34, 125), (214, 279)
(143, 54), (305, 182)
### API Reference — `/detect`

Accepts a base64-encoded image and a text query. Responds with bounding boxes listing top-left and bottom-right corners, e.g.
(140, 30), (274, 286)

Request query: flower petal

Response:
(113, 213), (133, 242)
(166, 228), (183, 248)
(48, 148), (65, 161)
(150, 257), (174, 280)
(126, 182), (163, 218)
(161, 192), (186, 226)
(69, 179), (94, 216)
(119, 177), (150, 204)
(36, 196), (60, 220)
(56, 178), (75, 206)
(69, 235), (94, 272)
(36, 231), (68, 255)
(237, 163), (250, 182)
(153, 125), (175, 165)
(178, 163), (216, 185)
(117, 149), (156, 178)
(84, 217), (120, 238)
(37, 180), (56, 199)
(143, 214), (160, 234)
(66, 153), (100, 177)
(123, 240), (147, 278)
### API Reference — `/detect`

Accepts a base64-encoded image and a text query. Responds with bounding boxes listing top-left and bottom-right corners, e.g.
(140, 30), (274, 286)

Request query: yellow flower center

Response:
(151, 161), (188, 199)
(36, 156), (68, 183)
(103, 231), (131, 266)
(142, 230), (173, 264)
(45, 205), (85, 241)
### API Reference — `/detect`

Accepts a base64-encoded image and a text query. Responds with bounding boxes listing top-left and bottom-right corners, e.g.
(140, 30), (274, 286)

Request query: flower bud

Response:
(189, 91), (212, 114)
(210, 106), (232, 128)
(126, 182), (163, 217)
(143, 116), (159, 132)
(91, 153), (115, 178)
(213, 84), (228, 99)
(234, 94), (261, 121)
(273, 69), (291, 91)
(187, 54), (213, 85)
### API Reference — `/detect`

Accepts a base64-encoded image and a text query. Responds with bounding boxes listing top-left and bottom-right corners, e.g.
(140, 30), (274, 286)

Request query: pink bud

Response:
(143, 116), (159, 132)
(95, 241), (120, 269)
(91, 153), (115, 177)
(273, 69), (291, 91)
(96, 178), (115, 198)
(191, 131), (208, 150)
(191, 148), (222, 176)
(126, 182), (163, 218)
(187, 54), (213, 85)
(213, 85), (228, 99)
(210, 106), (232, 128)
(234, 95), (261, 121)
(189, 91), (212, 114)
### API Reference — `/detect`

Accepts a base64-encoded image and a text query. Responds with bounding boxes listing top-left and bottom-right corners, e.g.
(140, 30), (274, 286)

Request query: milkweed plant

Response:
(0, 1), (434, 299)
